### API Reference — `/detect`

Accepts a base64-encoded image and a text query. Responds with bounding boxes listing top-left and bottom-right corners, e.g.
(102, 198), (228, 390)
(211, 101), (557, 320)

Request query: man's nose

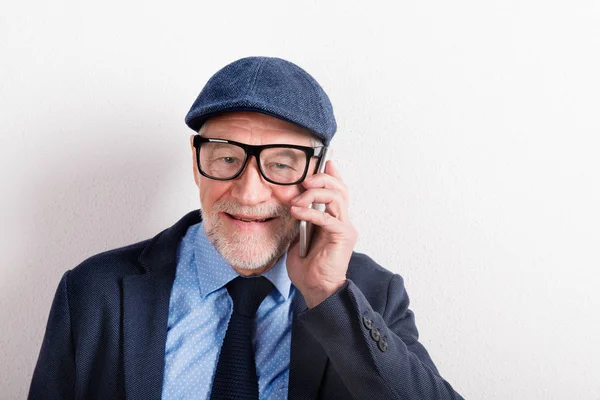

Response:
(230, 157), (272, 205)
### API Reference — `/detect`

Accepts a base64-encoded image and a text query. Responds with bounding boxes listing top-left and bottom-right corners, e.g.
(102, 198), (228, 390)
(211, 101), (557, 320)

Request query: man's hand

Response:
(287, 160), (358, 309)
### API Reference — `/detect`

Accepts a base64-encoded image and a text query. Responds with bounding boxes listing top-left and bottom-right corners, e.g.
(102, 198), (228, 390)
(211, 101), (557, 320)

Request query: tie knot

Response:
(226, 276), (274, 316)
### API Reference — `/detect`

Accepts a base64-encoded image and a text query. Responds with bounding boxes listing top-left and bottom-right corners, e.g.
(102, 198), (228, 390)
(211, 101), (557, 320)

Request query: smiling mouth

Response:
(225, 213), (276, 223)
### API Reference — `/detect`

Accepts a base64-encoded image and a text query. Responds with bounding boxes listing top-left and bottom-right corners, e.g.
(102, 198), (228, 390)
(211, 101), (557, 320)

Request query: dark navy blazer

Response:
(29, 211), (463, 399)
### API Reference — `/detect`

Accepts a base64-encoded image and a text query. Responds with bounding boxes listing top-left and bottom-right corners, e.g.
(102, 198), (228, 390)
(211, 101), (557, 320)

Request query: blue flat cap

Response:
(185, 57), (337, 145)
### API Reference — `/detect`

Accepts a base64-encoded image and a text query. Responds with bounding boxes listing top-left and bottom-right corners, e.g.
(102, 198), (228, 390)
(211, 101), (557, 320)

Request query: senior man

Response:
(29, 57), (464, 400)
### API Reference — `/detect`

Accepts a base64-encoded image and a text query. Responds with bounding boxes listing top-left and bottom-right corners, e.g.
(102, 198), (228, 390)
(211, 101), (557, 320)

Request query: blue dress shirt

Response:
(162, 222), (295, 400)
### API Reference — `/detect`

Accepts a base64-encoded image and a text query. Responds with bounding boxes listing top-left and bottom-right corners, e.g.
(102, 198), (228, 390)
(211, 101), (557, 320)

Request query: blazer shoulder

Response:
(68, 238), (151, 285)
(347, 251), (406, 312)
(348, 251), (397, 282)
(63, 210), (202, 293)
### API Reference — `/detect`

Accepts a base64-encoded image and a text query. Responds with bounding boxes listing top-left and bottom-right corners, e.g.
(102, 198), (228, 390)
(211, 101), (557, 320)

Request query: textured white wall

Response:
(2, 0), (599, 398)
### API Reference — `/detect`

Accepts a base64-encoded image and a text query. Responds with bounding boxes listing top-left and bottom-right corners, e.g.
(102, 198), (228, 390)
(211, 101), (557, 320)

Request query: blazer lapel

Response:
(288, 292), (329, 400)
(122, 266), (175, 400)
(122, 210), (201, 400)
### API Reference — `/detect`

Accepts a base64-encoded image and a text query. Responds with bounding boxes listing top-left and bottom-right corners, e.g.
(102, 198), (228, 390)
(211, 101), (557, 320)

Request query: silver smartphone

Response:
(299, 146), (329, 257)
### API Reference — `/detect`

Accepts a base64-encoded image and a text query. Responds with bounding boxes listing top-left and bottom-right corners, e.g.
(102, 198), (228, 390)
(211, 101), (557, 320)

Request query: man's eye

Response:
(270, 162), (292, 170)
(219, 157), (237, 164)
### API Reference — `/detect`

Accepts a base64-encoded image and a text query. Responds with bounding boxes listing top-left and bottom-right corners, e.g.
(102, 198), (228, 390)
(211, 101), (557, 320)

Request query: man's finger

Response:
(291, 189), (345, 220)
(303, 166), (348, 201)
(324, 159), (344, 183)
(290, 206), (345, 234)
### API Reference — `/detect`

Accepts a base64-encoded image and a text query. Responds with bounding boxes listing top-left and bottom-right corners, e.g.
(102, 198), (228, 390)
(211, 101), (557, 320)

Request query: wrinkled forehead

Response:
(200, 111), (321, 146)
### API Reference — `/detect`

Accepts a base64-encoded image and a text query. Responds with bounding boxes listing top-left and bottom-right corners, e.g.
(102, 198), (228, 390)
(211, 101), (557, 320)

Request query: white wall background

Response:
(2, 0), (599, 398)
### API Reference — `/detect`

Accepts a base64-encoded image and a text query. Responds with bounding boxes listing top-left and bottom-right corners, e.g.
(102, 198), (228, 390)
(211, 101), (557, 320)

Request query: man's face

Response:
(191, 111), (318, 274)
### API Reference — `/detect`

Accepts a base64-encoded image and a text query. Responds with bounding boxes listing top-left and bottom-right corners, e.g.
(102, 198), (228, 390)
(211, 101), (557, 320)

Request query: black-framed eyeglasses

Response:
(192, 135), (326, 185)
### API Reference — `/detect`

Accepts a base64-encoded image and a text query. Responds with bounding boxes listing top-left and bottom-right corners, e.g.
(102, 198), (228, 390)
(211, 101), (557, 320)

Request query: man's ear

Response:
(190, 134), (200, 187)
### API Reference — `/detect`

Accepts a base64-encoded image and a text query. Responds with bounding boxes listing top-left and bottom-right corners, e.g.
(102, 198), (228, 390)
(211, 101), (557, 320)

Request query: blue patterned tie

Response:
(210, 276), (274, 400)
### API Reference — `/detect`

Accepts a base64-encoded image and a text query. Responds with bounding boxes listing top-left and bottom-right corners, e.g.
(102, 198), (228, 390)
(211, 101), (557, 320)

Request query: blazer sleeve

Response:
(28, 270), (76, 400)
(297, 276), (464, 400)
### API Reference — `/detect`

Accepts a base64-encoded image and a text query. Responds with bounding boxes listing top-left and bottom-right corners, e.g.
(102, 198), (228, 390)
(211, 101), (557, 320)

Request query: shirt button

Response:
(378, 338), (388, 352)
(362, 316), (373, 330)
(370, 327), (381, 341)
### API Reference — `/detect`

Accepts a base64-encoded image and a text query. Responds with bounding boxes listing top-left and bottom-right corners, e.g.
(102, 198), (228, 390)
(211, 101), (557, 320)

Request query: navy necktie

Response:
(210, 276), (274, 400)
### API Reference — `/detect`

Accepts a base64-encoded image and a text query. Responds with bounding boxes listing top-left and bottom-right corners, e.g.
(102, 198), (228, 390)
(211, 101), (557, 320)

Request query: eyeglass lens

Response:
(199, 142), (310, 184)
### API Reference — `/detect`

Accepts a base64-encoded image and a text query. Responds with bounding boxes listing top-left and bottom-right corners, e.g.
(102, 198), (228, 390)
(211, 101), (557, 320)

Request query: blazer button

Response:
(378, 338), (388, 352)
(362, 316), (373, 330)
(370, 327), (381, 341)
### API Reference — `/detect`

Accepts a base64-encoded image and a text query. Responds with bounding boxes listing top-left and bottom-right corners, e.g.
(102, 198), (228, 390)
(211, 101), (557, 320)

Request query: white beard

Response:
(202, 200), (299, 271)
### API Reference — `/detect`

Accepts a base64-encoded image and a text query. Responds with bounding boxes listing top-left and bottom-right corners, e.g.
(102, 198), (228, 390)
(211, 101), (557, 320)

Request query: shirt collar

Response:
(193, 221), (293, 300)
(262, 252), (292, 299)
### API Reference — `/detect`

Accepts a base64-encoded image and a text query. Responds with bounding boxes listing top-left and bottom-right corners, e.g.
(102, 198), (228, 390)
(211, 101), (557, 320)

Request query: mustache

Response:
(211, 199), (291, 219)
